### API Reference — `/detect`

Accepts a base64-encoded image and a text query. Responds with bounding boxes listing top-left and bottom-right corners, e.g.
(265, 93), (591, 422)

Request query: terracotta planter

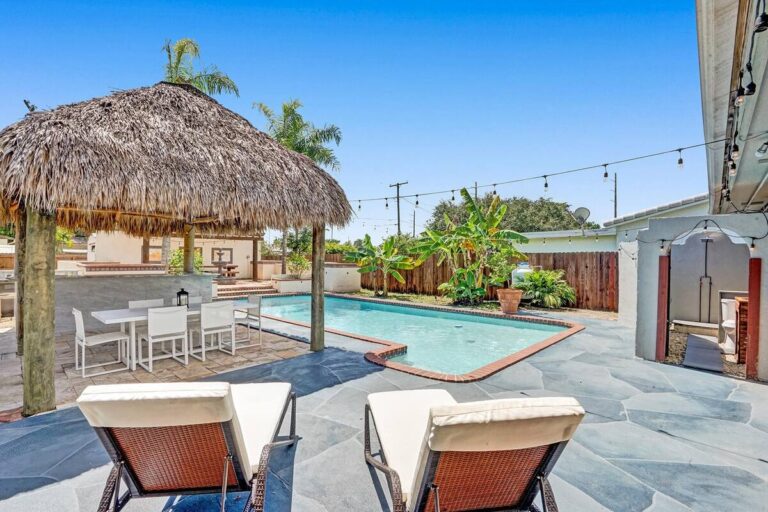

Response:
(497, 288), (523, 314)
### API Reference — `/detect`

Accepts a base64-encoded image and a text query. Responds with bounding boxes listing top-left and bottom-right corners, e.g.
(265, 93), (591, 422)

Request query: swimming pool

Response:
(260, 294), (582, 380)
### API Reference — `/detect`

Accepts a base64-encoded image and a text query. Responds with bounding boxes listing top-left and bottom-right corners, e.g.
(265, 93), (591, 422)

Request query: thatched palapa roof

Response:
(0, 82), (351, 236)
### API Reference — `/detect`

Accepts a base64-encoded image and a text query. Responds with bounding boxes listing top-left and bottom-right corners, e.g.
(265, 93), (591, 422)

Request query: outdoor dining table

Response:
(91, 304), (201, 371)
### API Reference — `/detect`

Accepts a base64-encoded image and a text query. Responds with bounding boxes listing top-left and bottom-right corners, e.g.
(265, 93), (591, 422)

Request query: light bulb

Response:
(677, 149), (684, 169)
(729, 160), (737, 177)
(602, 165), (608, 182)
(451, 190), (455, 201)
(732, 144), (741, 161)
(543, 176), (549, 191)
(736, 86), (746, 106)
(358, 201), (361, 211)
(385, 199), (389, 209)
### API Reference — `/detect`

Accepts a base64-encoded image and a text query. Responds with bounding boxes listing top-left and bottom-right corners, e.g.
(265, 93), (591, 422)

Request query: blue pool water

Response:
(260, 295), (566, 375)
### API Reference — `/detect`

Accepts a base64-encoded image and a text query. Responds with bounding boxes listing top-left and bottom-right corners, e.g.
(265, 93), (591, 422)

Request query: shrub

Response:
(515, 269), (576, 308)
(287, 252), (310, 277)
(168, 248), (203, 274)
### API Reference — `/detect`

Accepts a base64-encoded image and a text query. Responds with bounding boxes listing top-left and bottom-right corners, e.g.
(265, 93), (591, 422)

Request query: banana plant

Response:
(415, 188), (528, 303)
(345, 235), (416, 297)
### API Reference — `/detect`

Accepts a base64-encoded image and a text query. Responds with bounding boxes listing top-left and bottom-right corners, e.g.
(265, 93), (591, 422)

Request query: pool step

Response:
(216, 281), (277, 299)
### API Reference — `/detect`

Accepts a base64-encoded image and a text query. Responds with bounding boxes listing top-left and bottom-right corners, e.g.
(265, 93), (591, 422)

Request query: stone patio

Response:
(0, 319), (309, 415)
(1, 312), (768, 511)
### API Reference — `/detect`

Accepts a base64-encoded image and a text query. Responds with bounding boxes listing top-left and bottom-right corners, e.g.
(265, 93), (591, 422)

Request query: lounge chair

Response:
(364, 390), (584, 512)
(77, 381), (296, 512)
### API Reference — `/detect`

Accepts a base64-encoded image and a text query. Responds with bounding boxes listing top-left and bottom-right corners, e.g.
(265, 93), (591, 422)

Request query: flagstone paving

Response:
(1, 312), (767, 511)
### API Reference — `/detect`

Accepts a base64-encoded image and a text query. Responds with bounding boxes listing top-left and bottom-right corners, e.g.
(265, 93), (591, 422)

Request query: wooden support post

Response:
(141, 237), (150, 263)
(22, 208), (57, 416)
(655, 254), (671, 362)
(252, 237), (259, 281)
(746, 258), (761, 380)
(183, 224), (195, 274)
(14, 204), (26, 355)
(281, 228), (287, 274)
(310, 224), (325, 352)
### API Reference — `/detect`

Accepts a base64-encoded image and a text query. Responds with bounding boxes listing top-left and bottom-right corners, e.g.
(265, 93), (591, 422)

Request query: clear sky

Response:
(0, 1), (706, 243)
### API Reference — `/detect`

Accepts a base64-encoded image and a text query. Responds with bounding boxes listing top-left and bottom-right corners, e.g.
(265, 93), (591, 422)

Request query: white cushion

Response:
(427, 396), (585, 452)
(77, 382), (233, 428)
(367, 390), (456, 505)
(230, 382), (292, 474)
(82, 331), (129, 346)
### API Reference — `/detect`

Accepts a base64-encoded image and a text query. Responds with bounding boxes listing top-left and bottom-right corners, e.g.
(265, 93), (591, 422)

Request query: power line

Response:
(350, 138), (728, 204)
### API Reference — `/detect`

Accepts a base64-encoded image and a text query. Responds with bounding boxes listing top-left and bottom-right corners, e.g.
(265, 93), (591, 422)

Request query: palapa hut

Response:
(0, 82), (352, 415)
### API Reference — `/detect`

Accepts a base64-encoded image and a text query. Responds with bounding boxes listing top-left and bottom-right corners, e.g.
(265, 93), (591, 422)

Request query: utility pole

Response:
(613, 173), (618, 218)
(389, 181), (408, 235)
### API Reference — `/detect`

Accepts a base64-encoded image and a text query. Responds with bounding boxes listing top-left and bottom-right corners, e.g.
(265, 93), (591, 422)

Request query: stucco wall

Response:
(635, 213), (768, 380)
(523, 235), (617, 253)
(618, 241), (638, 326)
(55, 274), (214, 335)
(88, 232), (143, 263)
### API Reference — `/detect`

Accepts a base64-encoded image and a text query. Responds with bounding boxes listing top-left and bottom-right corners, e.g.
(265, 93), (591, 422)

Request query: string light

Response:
(624, 231), (629, 240)
(568, 236), (572, 245)
(492, 184), (497, 195)
(385, 198), (389, 209)
(757, 0), (768, 33)
(415, 194), (419, 206)
(750, 238), (757, 253)
(736, 71), (746, 106)
(451, 190), (455, 201)
(677, 149), (684, 169)
(745, 63), (757, 96)
(729, 160), (737, 177)
(349, 138), (730, 205)
(732, 143), (741, 161)
(542, 238), (547, 245)
(602, 164), (609, 182)
(659, 240), (667, 255)
(595, 233), (599, 242)
(358, 200), (361, 211)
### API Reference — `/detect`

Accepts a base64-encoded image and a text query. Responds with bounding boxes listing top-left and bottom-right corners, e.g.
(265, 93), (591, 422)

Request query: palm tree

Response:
(162, 38), (239, 96)
(255, 100), (342, 271)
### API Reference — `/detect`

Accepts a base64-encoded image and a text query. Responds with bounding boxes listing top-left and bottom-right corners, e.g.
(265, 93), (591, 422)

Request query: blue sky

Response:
(0, 1), (706, 243)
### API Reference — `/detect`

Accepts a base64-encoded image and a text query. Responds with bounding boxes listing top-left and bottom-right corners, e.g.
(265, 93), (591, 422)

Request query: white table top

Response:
(92, 304), (201, 325)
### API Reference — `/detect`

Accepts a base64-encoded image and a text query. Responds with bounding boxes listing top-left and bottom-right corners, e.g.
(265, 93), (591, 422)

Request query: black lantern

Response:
(177, 288), (189, 307)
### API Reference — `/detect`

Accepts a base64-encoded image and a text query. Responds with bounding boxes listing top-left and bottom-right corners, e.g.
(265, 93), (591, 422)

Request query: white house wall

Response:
(88, 232), (143, 264)
(523, 235), (617, 253)
(635, 213), (768, 380)
(618, 241), (639, 326)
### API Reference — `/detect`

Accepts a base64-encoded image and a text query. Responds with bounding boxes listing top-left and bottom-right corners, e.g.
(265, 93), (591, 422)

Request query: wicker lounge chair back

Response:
(78, 382), (249, 508)
(411, 397), (585, 512)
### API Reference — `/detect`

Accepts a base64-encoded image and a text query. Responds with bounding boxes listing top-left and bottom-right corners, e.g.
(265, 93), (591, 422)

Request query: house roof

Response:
(603, 193), (709, 228)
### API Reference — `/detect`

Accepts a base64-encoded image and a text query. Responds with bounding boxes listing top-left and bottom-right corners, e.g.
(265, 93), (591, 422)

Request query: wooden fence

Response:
(328, 251), (618, 311)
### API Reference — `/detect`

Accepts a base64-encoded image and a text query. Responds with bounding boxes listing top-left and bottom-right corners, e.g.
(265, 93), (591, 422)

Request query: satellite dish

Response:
(572, 207), (591, 226)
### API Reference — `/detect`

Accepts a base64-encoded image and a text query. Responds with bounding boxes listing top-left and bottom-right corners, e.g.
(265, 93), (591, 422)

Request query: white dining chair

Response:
(128, 298), (166, 309)
(73, 308), (130, 378)
(138, 306), (189, 372)
(191, 301), (236, 361)
(235, 294), (263, 348)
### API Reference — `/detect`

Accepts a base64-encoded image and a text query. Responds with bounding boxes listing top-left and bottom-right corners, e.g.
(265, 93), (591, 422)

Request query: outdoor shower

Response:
(698, 237), (714, 323)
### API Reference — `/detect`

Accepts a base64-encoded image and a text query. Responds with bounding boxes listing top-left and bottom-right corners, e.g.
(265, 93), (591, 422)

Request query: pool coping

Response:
(259, 292), (585, 382)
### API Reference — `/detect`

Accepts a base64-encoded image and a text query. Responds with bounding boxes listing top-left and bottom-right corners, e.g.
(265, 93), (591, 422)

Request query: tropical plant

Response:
(287, 252), (311, 277)
(487, 248), (518, 288)
(163, 38), (239, 96)
(285, 228), (312, 255)
(256, 100), (342, 270)
(416, 189), (527, 303)
(515, 269), (576, 308)
(55, 227), (75, 253)
(438, 265), (487, 304)
(168, 248), (203, 274)
(345, 235), (416, 297)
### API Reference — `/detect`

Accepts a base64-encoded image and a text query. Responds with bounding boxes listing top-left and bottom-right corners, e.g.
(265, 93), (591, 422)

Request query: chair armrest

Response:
(364, 404), (405, 512)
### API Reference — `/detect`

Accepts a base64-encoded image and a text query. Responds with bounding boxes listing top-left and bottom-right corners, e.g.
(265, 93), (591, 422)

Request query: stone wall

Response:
(54, 274), (214, 335)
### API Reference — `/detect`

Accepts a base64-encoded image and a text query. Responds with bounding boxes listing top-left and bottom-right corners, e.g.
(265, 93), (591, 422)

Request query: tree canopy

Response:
(426, 194), (600, 233)
(163, 38), (239, 96)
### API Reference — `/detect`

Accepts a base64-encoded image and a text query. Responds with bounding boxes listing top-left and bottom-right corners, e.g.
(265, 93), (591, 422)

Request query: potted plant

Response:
(515, 269), (576, 309)
(488, 248), (523, 314)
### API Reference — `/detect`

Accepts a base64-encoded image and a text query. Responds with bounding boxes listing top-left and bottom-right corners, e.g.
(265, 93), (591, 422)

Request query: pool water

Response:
(261, 295), (566, 375)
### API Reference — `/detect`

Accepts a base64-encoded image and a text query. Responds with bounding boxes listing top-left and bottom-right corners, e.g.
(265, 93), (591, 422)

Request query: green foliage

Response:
(287, 252), (310, 277)
(515, 269), (576, 308)
(438, 265), (487, 304)
(415, 189), (527, 304)
(487, 248), (518, 288)
(286, 228), (312, 255)
(168, 248), (203, 274)
(255, 100), (342, 171)
(345, 234), (416, 297)
(55, 228), (75, 253)
(427, 194), (600, 233)
(326, 240), (355, 254)
(163, 38), (239, 96)
(0, 224), (14, 238)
